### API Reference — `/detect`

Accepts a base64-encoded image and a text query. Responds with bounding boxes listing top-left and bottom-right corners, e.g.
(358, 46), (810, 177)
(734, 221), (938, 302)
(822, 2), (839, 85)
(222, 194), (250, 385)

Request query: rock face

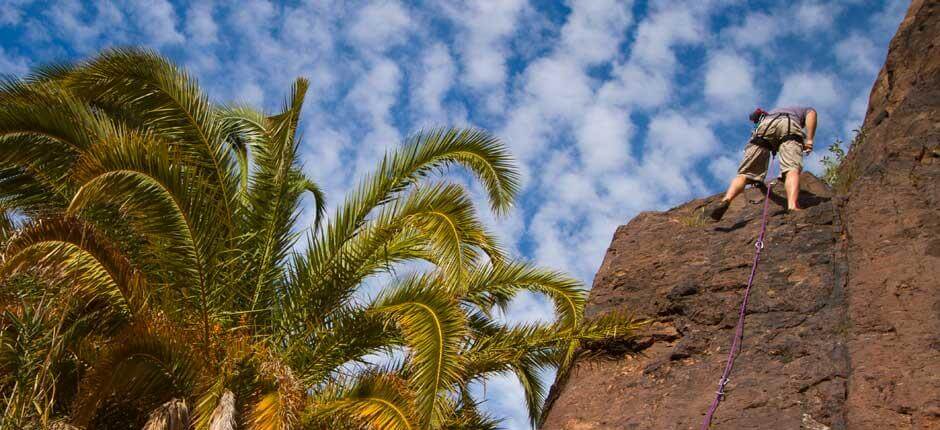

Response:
(541, 175), (845, 429)
(841, 0), (940, 427)
(540, 1), (940, 429)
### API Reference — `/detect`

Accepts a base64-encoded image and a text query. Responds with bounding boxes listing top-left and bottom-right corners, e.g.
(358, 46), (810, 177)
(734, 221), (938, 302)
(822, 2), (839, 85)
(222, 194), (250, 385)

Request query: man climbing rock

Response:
(705, 106), (817, 221)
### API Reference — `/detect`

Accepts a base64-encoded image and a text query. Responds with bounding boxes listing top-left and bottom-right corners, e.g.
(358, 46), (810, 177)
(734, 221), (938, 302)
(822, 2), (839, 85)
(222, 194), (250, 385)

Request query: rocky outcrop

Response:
(841, 0), (940, 427)
(541, 175), (845, 429)
(540, 1), (940, 429)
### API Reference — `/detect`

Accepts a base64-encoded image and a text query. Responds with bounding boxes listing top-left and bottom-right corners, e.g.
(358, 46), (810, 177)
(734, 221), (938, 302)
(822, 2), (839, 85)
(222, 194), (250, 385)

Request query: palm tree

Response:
(0, 49), (640, 430)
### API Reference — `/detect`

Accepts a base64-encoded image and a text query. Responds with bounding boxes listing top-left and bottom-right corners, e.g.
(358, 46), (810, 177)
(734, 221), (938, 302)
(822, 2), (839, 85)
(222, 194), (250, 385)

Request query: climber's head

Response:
(749, 108), (768, 124)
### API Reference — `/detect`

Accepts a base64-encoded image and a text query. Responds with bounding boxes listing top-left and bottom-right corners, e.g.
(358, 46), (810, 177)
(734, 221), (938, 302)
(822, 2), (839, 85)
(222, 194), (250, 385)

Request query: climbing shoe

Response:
(704, 200), (730, 221)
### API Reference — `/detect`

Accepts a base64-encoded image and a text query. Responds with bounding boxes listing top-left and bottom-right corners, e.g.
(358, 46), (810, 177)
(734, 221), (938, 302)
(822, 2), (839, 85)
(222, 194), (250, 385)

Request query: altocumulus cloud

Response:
(0, 0), (906, 427)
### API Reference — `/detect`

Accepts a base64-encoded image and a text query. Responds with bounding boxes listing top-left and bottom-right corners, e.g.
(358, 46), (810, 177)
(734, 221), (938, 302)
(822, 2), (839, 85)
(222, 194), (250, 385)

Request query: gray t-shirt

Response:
(768, 106), (814, 128)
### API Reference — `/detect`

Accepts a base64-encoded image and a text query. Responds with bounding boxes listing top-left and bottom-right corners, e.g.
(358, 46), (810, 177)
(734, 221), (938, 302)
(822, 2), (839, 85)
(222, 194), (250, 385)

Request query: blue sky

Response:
(0, 0), (907, 428)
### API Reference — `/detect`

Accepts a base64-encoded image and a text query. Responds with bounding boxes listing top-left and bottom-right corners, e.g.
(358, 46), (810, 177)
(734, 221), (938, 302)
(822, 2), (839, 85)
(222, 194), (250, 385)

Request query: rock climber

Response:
(704, 106), (817, 221)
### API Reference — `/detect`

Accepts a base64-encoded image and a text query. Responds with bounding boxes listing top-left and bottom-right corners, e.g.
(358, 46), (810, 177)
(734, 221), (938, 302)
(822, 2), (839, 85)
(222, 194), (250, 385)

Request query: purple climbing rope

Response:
(699, 154), (777, 430)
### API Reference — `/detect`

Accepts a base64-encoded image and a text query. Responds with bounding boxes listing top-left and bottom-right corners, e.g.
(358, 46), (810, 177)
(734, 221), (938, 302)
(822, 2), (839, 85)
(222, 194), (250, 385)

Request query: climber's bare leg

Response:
(705, 175), (750, 221)
(785, 169), (801, 210)
(722, 175), (748, 203)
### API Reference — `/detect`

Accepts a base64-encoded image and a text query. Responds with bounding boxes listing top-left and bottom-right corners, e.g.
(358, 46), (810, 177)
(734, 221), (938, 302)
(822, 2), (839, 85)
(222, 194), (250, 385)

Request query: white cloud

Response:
(444, 0), (527, 110)
(185, 1), (218, 46)
(124, 0), (185, 46)
(709, 155), (738, 182)
(724, 1), (844, 50)
(704, 51), (757, 109)
(44, 0), (125, 52)
(835, 34), (880, 75)
(235, 80), (265, 106)
(597, 1), (709, 115)
(0, 46), (28, 76)
(226, 0), (276, 31)
(345, 58), (404, 174)
(411, 42), (458, 126)
(529, 204), (577, 274)
(575, 104), (633, 172)
(500, 104), (549, 174)
(347, 58), (402, 122)
(347, 0), (412, 53)
(870, 0), (908, 34)
(646, 112), (719, 163)
(500, 290), (556, 325)
(794, 2), (838, 31)
(0, 0), (31, 26)
(298, 124), (352, 225)
(724, 12), (776, 48)
(468, 180), (525, 255)
(630, 5), (704, 70)
(279, 4), (337, 97)
(842, 92), (868, 139)
(523, 57), (593, 120)
(775, 72), (840, 110)
(557, 0), (632, 65)
(471, 372), (532, 430)
(641, 111), (719, 200)
(500, 1), (636, 167)
(598, 63), (671, 110)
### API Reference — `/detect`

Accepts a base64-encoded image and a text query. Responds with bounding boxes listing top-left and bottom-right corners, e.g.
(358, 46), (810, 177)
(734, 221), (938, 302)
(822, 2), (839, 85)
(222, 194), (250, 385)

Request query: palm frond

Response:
(0, 79), (113, 214)
(0, 78), (103, 151)
(68, 132), (231, 346)
(284, 306), (400, 387)
(54, 48), (240, 227)
(372, 275), (466, 426)
(440, 398), (501, 430)
(0, 50), (641, 430)
(287, 183), (498, 333)
(307, 129), (518, 292)
(0, 295), (68, 428)
(0, 207), (19, 245)
(296, 175), (326, 233)
(69, 321), (201, 426)
(241, 79), (309, 316)
(308, 372), (418, 430)
(464, 261), (586, 328)
(4, 217), (148, 313)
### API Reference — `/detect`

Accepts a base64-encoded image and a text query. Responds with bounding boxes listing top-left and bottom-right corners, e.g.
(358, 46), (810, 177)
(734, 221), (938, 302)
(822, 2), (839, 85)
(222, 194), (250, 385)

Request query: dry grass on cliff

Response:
(676, 208), (709, 227)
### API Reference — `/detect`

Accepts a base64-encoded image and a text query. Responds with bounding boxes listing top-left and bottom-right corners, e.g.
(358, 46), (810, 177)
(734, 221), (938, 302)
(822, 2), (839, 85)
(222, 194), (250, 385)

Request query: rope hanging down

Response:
(699, 154), (778, 430)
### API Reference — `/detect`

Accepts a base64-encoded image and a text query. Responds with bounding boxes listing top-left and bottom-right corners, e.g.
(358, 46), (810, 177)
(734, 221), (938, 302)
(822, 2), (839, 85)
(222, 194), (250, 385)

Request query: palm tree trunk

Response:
(142, 399), (189, 430)
(208, 390), (236, 430)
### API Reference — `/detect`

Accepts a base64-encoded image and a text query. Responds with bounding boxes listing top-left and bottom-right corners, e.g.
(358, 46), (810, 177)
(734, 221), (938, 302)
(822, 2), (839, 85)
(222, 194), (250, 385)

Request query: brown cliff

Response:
(841, 0), (940, 427)
(541, 1), (940, 429)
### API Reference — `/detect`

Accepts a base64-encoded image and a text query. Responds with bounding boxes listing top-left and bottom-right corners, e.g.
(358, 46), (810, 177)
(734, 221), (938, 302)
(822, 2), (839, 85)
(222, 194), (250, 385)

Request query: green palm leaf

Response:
(50, 48), (240, 229)
(372, 275), (466, 426)
(0, 50), (640, 430)
(465, 261), (586, 328)
(309, 372), (418, 430)
(4, 217), (148, 313)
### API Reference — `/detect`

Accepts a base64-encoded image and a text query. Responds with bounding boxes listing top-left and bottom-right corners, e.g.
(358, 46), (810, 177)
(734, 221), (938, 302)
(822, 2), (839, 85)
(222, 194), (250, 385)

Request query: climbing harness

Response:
(699, 153), (778, 430)
(749, 113), (804, 153)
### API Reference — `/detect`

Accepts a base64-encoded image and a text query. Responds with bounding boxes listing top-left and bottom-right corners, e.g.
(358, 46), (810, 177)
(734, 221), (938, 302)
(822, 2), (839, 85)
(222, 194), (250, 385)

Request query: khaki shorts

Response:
(737, 116), (805, 182)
